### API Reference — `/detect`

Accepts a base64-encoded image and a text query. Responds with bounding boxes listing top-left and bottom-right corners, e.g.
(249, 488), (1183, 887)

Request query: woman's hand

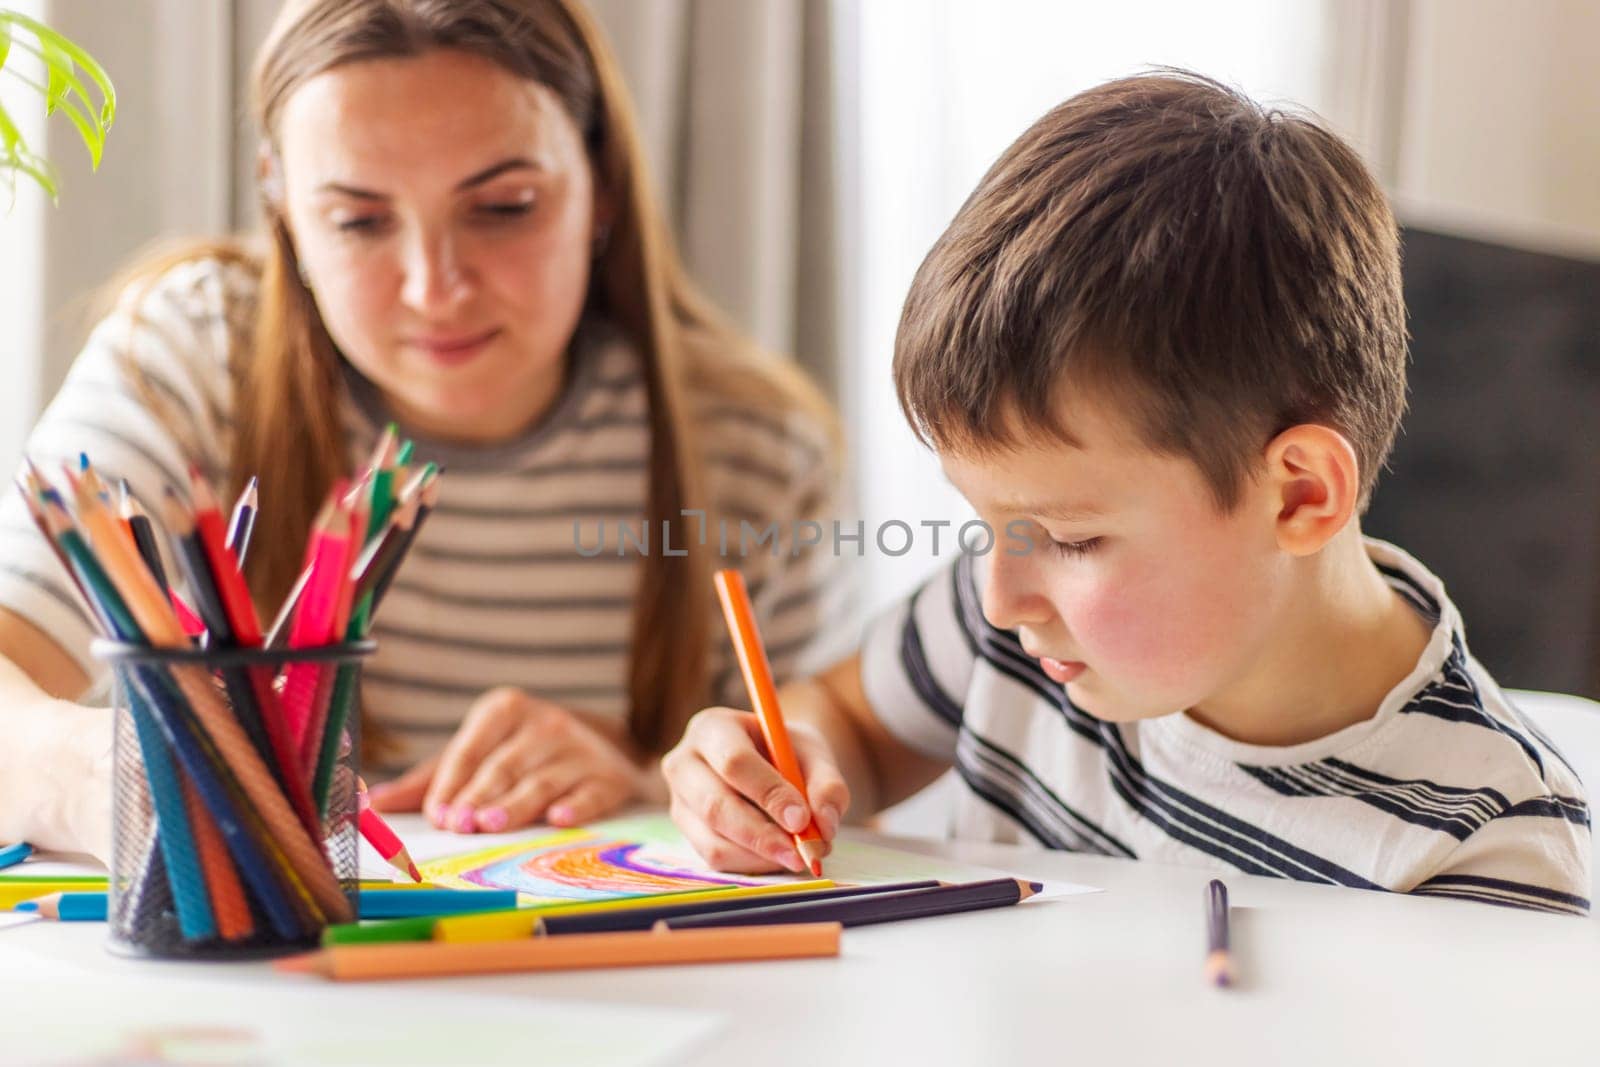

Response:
(661, 706), (849, 874)
(366, 687), (646, 833)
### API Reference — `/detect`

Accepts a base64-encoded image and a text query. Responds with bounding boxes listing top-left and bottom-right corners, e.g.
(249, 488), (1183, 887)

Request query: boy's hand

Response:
(367, 687), (646, 833)
(661, 706), (850, 874)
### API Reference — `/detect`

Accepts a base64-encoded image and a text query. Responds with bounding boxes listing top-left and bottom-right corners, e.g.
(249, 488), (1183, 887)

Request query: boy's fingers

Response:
(424, 691), (523, 822)
(470, 762), (588, 833)
(671, 804), (789, 875)
(700, 711), (811, 834)
(365, 756), (437, 813)
(793, 735), (850, 841)
(673, 754), (804, 872)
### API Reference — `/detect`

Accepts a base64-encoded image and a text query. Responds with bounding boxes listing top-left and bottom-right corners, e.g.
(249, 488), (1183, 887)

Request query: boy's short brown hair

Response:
(894, 70), (1407, 510)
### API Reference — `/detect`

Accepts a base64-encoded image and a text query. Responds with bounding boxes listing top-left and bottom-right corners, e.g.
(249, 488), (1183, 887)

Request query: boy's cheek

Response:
(1073, 579), (1227, 693)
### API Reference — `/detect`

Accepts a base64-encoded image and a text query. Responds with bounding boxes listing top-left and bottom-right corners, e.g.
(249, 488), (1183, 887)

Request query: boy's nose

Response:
(980, 548), (1052, 632)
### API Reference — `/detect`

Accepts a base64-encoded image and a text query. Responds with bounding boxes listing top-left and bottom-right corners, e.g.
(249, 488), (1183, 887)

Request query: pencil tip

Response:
(78, 452), (89, 471)
(14, 901), (38, 912)
(273, 952), (320, 975)
(808, 859), (823, 878)
(407, 862), (423, 884)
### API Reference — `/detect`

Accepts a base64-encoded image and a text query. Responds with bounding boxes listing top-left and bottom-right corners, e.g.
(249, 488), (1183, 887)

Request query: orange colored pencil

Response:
(179, 774), (255, 941)
(712, 568), (827, 876)
(275, 921), (841, 981)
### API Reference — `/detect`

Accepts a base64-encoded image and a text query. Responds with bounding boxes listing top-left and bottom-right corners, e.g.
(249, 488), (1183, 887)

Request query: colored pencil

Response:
(18, 886), (511, 924)
(3, 882), (109, 910)
(15, 892), (107, 921)
(713, 568), (827, 876)
(276, 921), (842, 981)
(538, 880), (944, 936)
(162, 492), (301, 796)
(322, 915), (440, 947)
(356, 777), (421, 883)
(432, 878), (836, 944)
(356, 888), (518, 919)
(1205, 878), (1234, 988)
(225, 475), (259, 564)
(660, 877), (1042, 930)
(118, 481), (171, 593)
(369, 469), (437, 613)
(0, 842), (32, 870)
(282, 495), (353, 771)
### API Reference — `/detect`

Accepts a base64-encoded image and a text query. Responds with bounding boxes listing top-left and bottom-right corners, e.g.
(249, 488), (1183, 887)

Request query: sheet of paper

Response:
(401, 813), (1099, 903)
(0, 977), (724, 1067)
(0, 912), (41, 932)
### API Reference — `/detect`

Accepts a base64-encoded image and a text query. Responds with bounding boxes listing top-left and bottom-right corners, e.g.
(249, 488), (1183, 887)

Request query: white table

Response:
(4, 819), (1597, 1066)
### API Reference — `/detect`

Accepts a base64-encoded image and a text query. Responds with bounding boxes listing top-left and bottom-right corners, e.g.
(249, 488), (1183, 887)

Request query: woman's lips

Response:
(409, 328), (500, 366)
(1039, 656), (1086, 684)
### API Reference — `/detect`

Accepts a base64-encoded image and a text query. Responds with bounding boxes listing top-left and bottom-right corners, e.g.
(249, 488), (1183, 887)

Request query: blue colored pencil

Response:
(17, 891), (109, 921)
(357, 888), (518, 919)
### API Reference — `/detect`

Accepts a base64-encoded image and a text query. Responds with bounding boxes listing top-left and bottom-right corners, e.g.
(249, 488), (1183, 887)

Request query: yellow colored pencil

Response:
(434, 879), (835, 943)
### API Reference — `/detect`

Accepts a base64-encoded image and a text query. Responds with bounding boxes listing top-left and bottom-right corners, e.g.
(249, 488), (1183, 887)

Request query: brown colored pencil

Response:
(275, 921), (841, 982)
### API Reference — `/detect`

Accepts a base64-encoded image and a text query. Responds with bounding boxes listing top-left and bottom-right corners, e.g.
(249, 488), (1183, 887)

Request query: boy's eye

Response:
(1049, 536), (1103, 558)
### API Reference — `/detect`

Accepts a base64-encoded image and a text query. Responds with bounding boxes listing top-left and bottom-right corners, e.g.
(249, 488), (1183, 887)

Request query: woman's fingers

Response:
(544, 777), (632, 827)
(667, 751), (804, 872)
(365, 755), (438, 813)
(469, 760), (589, 832)
(423, 689), (524, 825)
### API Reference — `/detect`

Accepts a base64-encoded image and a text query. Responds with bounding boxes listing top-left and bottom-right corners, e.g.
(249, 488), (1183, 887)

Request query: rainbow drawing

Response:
(418, 815), (783, 905)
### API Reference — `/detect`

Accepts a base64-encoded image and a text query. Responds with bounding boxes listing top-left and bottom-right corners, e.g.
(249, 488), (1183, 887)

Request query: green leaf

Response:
(51, 89), (102, 169)
(39, 34), (70, 116)
(0, 19), (12, 75)
(0, 98), (21, 156)
(5, 13), (115, 128)
(9, 36), (108, 161)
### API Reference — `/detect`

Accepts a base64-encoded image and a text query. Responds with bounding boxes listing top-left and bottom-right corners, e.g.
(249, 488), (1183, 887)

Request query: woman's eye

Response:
(476, 201), (534, 218)
(1049, 536), (1103, 558)
(334, 216), (389, 235)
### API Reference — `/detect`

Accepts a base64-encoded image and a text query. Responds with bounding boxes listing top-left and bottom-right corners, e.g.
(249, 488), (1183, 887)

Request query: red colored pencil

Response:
(357, 778), (421, 883)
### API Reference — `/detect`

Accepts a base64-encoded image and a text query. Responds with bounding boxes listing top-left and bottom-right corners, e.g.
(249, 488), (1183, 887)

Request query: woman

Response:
(0, 0), (843, 865)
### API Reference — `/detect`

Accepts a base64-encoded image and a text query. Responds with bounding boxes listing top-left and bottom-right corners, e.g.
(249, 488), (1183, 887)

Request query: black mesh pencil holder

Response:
(94, 638), (375, 960)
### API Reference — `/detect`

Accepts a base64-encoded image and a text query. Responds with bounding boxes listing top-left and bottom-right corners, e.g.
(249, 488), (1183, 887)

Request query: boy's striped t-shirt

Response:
(0, 258), (854, 773)
(862, 538), (1591, 915)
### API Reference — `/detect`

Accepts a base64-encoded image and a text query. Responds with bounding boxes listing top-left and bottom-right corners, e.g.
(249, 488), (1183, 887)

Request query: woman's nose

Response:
(400, 234), (471, 315)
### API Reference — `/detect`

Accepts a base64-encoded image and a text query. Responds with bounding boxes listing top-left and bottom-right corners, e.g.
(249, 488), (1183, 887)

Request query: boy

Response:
(661, 72), (1591, 914)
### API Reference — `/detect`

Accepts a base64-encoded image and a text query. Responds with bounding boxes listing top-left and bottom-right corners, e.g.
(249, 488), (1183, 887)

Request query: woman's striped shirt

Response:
(862, 537), (1591, 915)
(0, 258), (854, 774)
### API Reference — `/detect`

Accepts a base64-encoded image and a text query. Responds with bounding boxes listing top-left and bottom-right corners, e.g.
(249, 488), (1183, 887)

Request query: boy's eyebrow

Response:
(1001, 499), (1106, 522)
(316, 157), (543, 200)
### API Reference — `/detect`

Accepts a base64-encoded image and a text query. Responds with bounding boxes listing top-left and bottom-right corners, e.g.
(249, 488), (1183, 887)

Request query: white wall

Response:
(1391, 0), (1600, 259)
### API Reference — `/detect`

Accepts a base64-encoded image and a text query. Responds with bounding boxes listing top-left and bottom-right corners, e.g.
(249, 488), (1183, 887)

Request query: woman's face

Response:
(278, 48), (602, 444)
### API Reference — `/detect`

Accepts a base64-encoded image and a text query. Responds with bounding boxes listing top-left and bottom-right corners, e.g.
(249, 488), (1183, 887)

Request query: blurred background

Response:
(2, 0), (1598, 696)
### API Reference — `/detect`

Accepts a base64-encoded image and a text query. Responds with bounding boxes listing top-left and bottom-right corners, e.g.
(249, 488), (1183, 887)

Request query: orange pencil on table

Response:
(275, 921), (841, 981)
(357, 777), (422, 883)
(712, 568), (827, 877)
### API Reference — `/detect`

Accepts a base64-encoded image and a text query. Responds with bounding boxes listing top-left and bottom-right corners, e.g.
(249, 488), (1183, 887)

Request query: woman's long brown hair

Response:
(111, 0), (833, 757)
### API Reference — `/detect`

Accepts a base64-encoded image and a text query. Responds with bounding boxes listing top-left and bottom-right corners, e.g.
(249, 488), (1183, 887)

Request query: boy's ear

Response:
(1262, 424), (1361, 556)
